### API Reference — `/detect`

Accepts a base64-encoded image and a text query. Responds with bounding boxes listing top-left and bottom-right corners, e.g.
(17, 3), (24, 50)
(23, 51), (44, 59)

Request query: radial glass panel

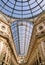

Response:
(0, 0), (45, 18)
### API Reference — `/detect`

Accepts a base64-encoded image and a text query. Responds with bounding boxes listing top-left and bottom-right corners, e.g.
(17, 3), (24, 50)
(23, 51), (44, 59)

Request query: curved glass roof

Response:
(0, 0), (45, 19)
(11, 20), (33, 56)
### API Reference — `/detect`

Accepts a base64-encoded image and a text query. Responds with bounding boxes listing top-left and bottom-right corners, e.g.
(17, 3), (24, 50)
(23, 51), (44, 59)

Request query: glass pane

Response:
(11, 20), (33, 56)
(0, 0), (45, 18)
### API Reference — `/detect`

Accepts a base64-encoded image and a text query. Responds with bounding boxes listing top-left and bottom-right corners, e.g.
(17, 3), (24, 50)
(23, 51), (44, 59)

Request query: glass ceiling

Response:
(0, 0), (45, 19)
(11, 20), (33, 56)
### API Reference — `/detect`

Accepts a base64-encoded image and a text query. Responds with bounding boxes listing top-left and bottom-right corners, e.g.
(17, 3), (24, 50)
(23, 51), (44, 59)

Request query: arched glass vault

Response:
(11, 20), (33, 57)
(0, 0), (45, 64)
(0, 0), (45, 18)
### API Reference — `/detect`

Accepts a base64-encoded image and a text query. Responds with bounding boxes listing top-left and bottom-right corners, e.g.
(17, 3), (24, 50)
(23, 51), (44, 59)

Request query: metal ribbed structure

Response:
(0, 0), (45, 18)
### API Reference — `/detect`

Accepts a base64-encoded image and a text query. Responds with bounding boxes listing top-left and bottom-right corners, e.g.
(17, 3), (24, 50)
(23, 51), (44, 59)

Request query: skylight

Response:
(11, 20), (33, 56)
(0, 0), (45, 18)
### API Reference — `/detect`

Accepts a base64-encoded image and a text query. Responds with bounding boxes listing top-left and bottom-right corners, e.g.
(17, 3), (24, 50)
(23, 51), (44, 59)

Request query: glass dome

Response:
(0, 0), (45, 19)
(11, 20), (33, 56)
